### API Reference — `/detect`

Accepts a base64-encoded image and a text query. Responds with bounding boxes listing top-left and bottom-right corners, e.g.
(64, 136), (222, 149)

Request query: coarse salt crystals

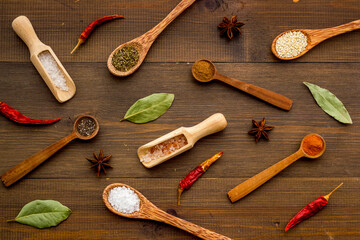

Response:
(275, 31), (308, 59)
(108, 186), (140, 214)
(38, 51), (69, 91)
(140, 134), (188, 163)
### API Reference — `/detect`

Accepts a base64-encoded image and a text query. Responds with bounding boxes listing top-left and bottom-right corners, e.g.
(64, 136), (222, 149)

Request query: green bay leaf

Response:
(9, 200), (71, 229)
(304, 82), (352, 124)
(121, 93), (174, 123)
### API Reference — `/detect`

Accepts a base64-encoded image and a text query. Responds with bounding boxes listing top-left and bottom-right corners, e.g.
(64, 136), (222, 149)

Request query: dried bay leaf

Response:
(304, 82), (352, 124)
(121, 93), (174, 123)
(8, 200), (71, 229)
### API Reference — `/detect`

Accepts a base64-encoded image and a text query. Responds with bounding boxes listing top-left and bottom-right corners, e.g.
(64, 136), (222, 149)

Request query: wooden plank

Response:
(0, 178), (359, 239)
(0, 62), (359, 181)
(0, 0), (360, 63)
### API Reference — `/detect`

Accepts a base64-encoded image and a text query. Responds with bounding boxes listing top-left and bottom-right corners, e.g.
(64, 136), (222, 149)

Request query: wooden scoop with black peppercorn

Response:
(192, 59), (293, 110)
(1, 115), (99, 187)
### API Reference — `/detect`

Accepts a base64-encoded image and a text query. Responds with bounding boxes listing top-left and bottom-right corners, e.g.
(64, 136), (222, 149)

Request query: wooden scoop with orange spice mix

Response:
(228, 134), (325, 203)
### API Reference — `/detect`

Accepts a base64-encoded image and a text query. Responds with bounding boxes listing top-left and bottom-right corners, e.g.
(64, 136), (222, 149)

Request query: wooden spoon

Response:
(192, 59), (293, 111)
(12, 16), (76, 103)
(137, 113), (227, 168)
(227, 134), (325, 203)
(271, 19), (360, 60)
(103, 183), (232, 240)
(107, 0), (197, 77)
(1, 115), (99, 187)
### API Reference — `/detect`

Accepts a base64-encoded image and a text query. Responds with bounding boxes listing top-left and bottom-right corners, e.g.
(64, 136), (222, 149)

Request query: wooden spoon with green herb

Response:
(107, 0), (197, 77)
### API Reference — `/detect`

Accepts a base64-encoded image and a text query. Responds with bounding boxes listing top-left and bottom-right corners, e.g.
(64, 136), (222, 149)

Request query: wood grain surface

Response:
(0, 0), (359, 239)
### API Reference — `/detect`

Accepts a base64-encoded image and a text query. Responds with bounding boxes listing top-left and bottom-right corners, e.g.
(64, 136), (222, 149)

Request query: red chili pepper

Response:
(0, 102), (60, 125)
(285, 183), (343, 232)
(178, 151), (223, 205)
(71, 14), (125, 54)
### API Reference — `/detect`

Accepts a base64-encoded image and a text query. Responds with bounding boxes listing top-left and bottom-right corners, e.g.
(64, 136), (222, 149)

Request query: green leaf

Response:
(8, 200), (71, 229)
(121, 93), (174, 123)
(304, 82), (352, 124)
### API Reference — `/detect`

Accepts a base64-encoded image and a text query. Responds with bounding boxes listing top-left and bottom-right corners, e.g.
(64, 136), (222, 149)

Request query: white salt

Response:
(275, 31), (308, 58)
(38, 51), (69, 91)
(140, 134), (188, 163)
(108, 186), (140, 214)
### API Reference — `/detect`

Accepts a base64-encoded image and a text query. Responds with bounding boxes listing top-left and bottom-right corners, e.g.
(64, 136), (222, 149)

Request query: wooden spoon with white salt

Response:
(12, 16), (76, 103)
(103, 183), (232, 240)
(272, 19), (360, 60)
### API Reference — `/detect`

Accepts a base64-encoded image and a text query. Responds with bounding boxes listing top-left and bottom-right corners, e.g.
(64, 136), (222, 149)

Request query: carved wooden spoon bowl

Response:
(271, 19), (360, 60)
(107, 0), (197, 77)
(103, 183), (232, 240)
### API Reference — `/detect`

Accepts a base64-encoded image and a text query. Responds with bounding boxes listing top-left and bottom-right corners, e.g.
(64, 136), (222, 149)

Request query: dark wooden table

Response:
(1, 0), (359, 239)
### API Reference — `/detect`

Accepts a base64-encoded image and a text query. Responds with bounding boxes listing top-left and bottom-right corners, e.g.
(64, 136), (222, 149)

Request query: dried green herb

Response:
(8, 200), (71, 229)
(304, 82), (352, 124)
(112, 45), (139, 72)
(121, 93), (174, 123)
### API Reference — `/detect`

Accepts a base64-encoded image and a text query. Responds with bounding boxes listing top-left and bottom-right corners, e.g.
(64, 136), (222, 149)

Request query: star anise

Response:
(217, 16), (244, 39)
(248, 118), (274, 143)
(86, 149), (112, 176)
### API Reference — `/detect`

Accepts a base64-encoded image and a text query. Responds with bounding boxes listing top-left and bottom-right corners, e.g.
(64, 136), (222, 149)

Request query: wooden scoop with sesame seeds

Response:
(271, 19), (360, 60)
(103, 183), (232, 240)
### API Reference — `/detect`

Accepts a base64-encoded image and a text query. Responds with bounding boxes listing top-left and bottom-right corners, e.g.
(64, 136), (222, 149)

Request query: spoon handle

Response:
(216, 73), (293, 110)
(12, 16), (46, 54)
(1, 132), (77, 187)
(307, 19), (360, 44)
(150, 208), (232, 240)
(227, 150), (304, 203)
(185, 113), (227, 143)
(142, 0), (197, 43)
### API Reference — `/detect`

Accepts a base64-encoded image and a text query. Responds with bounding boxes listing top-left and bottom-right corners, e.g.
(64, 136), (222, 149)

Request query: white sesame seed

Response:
(275, 31), (308, 58)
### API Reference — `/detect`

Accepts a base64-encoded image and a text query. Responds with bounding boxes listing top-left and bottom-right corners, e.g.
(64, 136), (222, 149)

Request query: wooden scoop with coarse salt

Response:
(107, 0), (197, 77)
(227, 134), (326, 203)
(12, 16), (76, 103)
(137, 113), (227, 168)
(103, 183), (232, 240)
(272, 19), (360, 60)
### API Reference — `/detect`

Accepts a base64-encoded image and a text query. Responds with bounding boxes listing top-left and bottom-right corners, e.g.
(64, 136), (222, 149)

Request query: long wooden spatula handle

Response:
(151, 208), (232, 240)
(1, 132), (78, 187)
(217, 74), (293, 110)
(227, 150), (304, 203)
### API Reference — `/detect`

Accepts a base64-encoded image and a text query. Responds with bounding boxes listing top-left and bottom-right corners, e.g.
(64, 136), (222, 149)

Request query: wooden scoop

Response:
(228, 134), (325, 203)
(192, 59), (293, 111)
(272, 19), (360, 60)
(107, 0), (197, 77)
(12, 16), (76, 103)
(138, 113), (227, 168)
(1, 115), (99, 187)
(103, 183), (232, 240)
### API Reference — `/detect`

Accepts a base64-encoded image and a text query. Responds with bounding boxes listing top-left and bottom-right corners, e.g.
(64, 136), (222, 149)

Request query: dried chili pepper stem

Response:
(71, 14), (125, 54)
(285, 183), (343, 232)
(177, 151), (223, 205)
(0, 102), (60, 125)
